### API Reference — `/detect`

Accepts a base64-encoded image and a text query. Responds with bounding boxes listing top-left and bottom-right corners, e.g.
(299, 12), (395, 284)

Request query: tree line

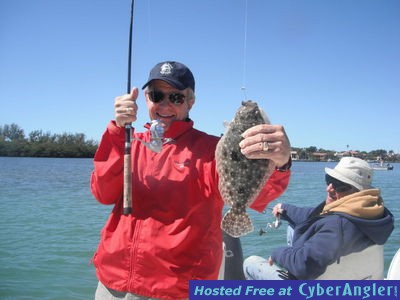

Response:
(1, 123), (399, 161)
(0, 123), (98, 158)
(291, 146), (399, 162)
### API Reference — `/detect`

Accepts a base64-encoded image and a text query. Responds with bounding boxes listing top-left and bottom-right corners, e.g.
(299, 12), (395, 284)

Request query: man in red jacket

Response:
(91, 61), (291, 299)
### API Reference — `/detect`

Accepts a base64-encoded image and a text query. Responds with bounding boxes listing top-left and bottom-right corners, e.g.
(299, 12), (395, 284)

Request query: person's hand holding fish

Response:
(115, 87), (139, 127)
(239, 124), (291, 168)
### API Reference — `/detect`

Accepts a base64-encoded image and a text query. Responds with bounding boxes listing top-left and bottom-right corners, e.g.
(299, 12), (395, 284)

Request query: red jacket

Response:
(90, 120), (290, 299)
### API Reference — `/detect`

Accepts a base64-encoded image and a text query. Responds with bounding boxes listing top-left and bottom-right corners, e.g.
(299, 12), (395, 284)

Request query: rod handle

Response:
(123, 152), (132, 215)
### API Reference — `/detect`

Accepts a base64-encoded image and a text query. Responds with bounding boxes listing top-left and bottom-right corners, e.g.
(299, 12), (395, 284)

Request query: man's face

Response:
(145, 80), (195, 131)
(325, 174), (357, 204)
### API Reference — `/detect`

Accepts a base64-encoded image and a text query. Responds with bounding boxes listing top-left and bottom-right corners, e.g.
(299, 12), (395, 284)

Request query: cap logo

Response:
(160, 63), (173, 75)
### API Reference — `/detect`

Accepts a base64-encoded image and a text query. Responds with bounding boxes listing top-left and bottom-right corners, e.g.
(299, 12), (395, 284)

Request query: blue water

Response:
(0, 157), (398, 299)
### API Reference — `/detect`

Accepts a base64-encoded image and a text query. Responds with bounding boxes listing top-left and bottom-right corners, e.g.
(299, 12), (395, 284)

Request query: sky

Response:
(1, 0), (399, 152)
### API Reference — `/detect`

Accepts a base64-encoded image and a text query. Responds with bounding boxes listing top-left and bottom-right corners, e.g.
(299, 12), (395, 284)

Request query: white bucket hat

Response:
(325, 157), (373, 191)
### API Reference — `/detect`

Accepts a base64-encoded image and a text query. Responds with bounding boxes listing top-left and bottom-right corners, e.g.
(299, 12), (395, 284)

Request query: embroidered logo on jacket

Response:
(173, 160), (190, 170)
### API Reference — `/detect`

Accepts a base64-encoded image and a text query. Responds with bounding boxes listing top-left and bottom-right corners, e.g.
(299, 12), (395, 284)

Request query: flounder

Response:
(216, 100), (275, 237)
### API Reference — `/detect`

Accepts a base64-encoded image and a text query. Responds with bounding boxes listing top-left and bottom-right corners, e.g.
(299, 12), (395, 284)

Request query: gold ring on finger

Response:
(262, 141), (270, 152)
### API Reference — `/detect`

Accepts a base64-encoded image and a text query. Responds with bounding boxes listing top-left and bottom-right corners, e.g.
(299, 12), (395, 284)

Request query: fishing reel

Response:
(133, 120), (173, 153)
(258, 215), (281, 236)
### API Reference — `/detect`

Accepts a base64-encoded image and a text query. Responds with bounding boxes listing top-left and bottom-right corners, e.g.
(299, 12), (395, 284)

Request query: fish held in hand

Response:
(216, 100), (275, 237)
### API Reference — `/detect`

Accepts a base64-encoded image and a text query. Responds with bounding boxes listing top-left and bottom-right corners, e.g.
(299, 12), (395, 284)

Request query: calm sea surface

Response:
(0, 157), (398, 299)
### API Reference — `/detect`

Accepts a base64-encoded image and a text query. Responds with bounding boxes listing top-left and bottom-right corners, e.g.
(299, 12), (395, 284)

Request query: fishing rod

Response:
(123, 0), (135, 215)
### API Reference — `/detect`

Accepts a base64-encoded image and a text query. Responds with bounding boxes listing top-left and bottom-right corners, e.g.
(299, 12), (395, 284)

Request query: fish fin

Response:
(260, 108), (271, 124)
(221, 209), (254, 238)
(222, 120), (231, 128)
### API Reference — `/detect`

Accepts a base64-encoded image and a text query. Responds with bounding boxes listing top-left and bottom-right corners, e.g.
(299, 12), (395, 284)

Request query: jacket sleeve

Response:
(90, 121), (126, 205)
(280, 203), (316, 227)
(271, 217), (342, 279)
(249, 170), (291, 212)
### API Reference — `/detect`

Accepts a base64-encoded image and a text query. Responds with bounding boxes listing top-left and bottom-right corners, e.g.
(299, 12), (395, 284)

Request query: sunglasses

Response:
(325, 174), (353, 193)
(147, 90), (186, 105)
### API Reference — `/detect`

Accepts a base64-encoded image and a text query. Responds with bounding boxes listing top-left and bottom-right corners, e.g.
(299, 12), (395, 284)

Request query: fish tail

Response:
(221, 209), (254, 238)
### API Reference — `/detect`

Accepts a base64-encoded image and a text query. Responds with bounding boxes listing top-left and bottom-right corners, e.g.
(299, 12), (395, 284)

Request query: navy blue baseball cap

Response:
(142, 61), (195, 91)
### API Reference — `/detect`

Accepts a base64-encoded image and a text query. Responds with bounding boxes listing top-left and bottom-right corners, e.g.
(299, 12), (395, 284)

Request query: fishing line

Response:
(241, 0), (248, 100)
(146, 0), (152, 42)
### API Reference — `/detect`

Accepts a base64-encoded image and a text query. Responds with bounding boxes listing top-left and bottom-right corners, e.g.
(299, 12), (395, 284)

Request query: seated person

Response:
(243, 157), (394, 280)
